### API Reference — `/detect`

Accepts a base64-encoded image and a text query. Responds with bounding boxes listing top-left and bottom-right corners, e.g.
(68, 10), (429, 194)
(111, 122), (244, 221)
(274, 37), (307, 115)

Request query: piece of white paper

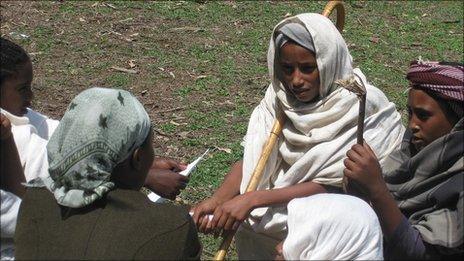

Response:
(178, 149), (209, 177)
(148, 149), (210, 203)
(189, 211), (213, 221)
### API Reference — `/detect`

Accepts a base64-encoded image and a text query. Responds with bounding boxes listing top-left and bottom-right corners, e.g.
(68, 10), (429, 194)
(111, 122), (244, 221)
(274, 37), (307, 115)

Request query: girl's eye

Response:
(281, 64), (293, 74)
(415, 108), (431, 121)
(416, 112), (430, 121)
(301, 66), (315, 74)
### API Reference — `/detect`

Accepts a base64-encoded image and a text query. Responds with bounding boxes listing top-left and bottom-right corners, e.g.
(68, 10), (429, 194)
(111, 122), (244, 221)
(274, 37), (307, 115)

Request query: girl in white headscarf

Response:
(193, 13), (404, 259)
(282, 194), (384, 260)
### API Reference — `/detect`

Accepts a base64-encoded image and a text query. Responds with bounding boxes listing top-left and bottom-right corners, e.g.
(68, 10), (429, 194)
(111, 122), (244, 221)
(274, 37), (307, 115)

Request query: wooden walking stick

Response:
(335, 75), (369, 196)
(322, 0), (345, 32)
(213, 2), (345, 260)
(335, 75), (366, 145)
(213, 112), (285, 261)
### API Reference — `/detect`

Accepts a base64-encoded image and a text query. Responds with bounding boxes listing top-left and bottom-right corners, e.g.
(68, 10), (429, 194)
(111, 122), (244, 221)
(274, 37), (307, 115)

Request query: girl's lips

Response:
(292, 88), (311, 94)
(21, 103), (30, 114)
(292, 90), (312, 100)
(411, 137), (424, 148)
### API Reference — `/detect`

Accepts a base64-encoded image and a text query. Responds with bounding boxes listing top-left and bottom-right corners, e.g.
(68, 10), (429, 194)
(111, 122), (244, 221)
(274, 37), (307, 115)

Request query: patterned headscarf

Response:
(31, 87), (151, 208)
(407, 60), (464, 118)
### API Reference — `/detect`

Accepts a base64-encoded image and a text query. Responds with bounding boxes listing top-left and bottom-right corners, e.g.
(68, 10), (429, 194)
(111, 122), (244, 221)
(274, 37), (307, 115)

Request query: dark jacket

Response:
(15, 188), (201, 260)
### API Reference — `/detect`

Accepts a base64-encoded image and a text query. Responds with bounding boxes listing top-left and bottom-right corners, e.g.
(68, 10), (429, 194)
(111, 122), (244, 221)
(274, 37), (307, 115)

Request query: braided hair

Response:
(0, 37), (30, 87)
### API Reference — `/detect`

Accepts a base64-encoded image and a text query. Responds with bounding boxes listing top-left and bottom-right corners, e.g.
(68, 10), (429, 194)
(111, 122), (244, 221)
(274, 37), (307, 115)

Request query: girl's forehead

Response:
(409, 88), (430, 102)
(13, 61), (33, 80)
(408, 89), (442, 111)
(280, 43), (316, 61)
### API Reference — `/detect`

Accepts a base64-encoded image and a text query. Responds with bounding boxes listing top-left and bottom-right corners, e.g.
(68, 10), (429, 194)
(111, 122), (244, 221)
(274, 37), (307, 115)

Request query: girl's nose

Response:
(292, 70), (304, 88)
(408, 116), (420, 133)
(24, 88), (34, 102)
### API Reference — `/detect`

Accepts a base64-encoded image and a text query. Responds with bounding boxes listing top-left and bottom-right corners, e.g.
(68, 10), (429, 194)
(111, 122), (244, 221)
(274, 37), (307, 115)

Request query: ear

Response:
(130, 148), (143, 171)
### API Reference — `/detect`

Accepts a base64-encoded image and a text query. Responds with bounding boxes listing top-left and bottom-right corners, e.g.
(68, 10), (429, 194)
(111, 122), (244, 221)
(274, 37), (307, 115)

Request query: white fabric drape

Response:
(283, 194), (383, 260)
(0, 190), (22, 260)
(0, 108), (58, 181)
(240, 13), (404, 235)
(0, 108), (58, 260)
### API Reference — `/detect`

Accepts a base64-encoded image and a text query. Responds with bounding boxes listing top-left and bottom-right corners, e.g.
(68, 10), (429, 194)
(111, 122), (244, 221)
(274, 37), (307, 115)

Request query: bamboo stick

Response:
(213, 2), (345, 259)
(214, 113), (284, 261)
(245, 117), (284, 192)
(322, 1), (345, 32)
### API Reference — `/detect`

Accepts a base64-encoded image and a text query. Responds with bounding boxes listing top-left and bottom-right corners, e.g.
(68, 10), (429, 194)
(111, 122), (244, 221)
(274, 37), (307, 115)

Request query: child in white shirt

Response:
(0, 37), (58, 260)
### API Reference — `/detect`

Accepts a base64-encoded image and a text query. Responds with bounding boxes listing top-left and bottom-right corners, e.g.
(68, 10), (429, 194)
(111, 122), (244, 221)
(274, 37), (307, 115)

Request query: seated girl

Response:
(344, 60), (463, 259)
(193, 13), (404, 259)
(14, 87), (201, 260)
(1, 36), (58, 260)
(0, 37), (59, 182)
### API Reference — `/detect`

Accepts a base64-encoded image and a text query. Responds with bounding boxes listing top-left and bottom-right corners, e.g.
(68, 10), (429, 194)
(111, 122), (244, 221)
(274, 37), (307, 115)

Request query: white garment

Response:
(0, 108), (58, 260)
(0, 108), (59, 181)
(283, 194), (383, 260)
(1, 190), (22, 260)
(240, 13), (404, 237)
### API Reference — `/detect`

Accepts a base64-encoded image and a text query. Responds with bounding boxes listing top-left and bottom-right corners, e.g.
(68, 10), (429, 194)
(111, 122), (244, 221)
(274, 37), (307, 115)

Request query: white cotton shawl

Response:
(0, 189), (21, 260)
(283, 194), (384, 260)
(240, 13), (405, 234)
(0, 108), (59, 181)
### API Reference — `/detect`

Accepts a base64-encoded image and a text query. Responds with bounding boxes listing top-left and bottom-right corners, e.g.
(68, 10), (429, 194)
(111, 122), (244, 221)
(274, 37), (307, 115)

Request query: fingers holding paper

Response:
(151, 157), (187, 172)
(145, 169), (189, 200)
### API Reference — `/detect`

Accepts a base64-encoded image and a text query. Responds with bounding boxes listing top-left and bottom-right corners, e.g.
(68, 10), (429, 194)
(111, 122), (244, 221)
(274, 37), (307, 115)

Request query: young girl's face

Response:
(407, 88), (454, 151)
(279, 42), (320, 102)
(0, 60), (33, 117)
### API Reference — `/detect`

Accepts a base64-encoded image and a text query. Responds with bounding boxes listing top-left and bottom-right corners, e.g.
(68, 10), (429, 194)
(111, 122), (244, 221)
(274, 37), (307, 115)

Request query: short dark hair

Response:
(0, 37), (30, 86)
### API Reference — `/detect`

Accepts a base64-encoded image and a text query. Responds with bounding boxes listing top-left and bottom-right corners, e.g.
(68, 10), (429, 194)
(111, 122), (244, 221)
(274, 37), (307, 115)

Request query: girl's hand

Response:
(209, 193), (255, 235)
(145, 157), (188, 200)
(191, 197), (221, 234)
(0, 113), (12, 141)
(275, 241), (284, 261)
(144, 169), (189, 200)
(343, 142), (388, 200)
(151, 157), (187, 172)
